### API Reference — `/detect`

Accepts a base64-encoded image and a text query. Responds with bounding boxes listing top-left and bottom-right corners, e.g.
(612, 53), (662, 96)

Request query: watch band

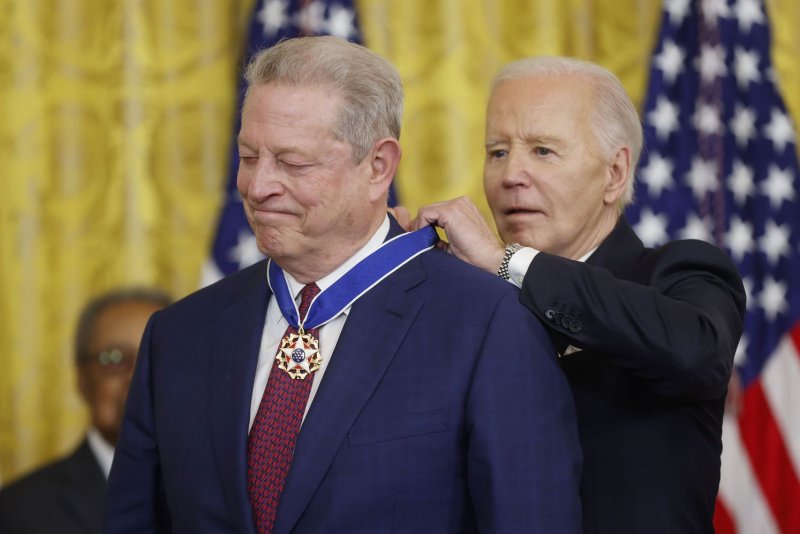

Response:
(497, 243), (523, 280)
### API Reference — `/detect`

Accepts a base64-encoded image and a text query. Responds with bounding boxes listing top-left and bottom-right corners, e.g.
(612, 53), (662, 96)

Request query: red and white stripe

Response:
(716, 322), (800, 533)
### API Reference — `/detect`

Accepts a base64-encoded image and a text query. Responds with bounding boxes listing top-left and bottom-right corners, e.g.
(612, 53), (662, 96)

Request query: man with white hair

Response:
(414, 56), (746, 533)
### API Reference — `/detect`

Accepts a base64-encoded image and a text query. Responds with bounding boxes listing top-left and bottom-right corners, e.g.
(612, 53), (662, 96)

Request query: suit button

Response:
(561, 316), (572, 328)
(569, 320), (582, 333)
(545, 307), (557, 320)
(554, 312), (564, 324)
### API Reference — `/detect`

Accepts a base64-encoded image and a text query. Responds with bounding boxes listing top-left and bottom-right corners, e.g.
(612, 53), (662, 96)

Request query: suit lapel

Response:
(209, 268), (270, 534)
(273, 255), (427, 533)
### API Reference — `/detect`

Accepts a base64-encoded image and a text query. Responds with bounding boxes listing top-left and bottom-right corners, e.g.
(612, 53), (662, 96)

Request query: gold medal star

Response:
(276, 331), (321, 380)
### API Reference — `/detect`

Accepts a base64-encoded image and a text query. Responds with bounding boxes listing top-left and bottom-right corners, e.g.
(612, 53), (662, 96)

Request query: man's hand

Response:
(411, 197), (506, 274)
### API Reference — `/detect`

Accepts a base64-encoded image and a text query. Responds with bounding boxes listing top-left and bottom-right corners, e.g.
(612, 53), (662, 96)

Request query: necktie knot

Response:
(298, 283), (320, 323)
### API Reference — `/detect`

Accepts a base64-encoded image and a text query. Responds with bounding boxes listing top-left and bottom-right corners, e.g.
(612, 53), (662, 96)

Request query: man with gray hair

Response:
(105, 37), (582, 533)
(413, 56), (746, 533)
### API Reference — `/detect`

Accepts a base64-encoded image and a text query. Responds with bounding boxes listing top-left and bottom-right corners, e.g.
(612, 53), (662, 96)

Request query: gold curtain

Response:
(1, 0), (798, 483)
(0, 0), (249, 481)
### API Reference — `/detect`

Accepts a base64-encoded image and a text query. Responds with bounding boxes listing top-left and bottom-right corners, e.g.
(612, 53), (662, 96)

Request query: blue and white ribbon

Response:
(267, 225), (438, 331)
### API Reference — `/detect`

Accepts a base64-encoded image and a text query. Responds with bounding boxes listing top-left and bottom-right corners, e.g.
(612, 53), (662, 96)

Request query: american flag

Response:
(626, 0), (800, 532)
(202, 0), (395, 284)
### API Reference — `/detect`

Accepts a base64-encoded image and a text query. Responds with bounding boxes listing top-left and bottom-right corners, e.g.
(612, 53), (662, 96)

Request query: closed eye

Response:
(278, 159), (315, 176)
(279, 160), (312, 169)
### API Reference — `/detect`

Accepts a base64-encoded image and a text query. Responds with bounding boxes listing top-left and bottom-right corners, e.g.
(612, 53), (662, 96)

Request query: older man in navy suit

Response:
(104, 37), (582, 533)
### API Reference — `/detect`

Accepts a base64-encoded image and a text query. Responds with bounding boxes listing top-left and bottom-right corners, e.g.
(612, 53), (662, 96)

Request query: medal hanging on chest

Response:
(267, 224), (439, 380)
(276, 328), (321, 380)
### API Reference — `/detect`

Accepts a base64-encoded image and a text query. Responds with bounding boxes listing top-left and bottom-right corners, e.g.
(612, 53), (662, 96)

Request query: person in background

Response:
(412, 56), (746, 533)
(104, 36), (582, 533)
(0, 288), (170, 534)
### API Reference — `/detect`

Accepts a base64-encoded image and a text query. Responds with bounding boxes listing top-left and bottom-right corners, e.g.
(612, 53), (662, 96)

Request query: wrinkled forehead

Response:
(240, 83), (345, 137)
(486, 76), (596, 138)
(489, 74), (595, 117)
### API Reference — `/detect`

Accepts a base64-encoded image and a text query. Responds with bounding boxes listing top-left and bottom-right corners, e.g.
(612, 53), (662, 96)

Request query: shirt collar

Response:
(577, 246), (598, 263)
(86, 426), (115, 479)
(282, 215), (391, 310)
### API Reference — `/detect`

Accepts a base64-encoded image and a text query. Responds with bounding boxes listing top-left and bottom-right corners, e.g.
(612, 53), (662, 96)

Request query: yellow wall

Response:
(1, 0), (798, 483)
(0, 0), (247, 481)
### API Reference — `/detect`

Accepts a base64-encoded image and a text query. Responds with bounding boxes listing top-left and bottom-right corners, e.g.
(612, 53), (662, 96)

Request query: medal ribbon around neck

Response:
(268, 225), (439, 333)
(268, 225), (438, 380)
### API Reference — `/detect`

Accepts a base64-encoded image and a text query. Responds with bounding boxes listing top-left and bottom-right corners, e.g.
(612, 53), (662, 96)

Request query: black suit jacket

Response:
(0, 439), (105, 534)
(519, 218), (746, 534)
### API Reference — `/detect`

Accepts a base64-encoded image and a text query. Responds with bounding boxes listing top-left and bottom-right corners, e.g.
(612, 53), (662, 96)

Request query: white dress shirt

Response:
(248, 216), (391, 431)
(86, 426), (115, 479)
(507, 245), (596, 288)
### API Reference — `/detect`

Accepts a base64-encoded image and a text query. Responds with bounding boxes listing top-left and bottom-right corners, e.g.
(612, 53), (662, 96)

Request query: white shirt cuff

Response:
(507, 247), (538, 288)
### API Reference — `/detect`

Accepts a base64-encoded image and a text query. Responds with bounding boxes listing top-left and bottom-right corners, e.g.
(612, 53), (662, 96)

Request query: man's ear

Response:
(368, 138), (402, 202)
(604, 145), (630, 206)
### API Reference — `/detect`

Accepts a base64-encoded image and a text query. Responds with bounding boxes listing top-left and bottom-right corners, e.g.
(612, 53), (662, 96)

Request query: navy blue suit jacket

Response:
(105, 226), (582, 533)
(520, 218), (746, 534)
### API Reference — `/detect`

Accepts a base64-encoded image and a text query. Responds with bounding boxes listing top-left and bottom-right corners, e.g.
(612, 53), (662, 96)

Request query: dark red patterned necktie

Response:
(248, 282), (320, 534)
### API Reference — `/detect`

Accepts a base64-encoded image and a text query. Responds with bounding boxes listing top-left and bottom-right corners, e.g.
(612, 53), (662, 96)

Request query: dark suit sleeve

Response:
(521, 240), (746, 399)
(466, 290), (582, 533)
(104, 314), (171, 533)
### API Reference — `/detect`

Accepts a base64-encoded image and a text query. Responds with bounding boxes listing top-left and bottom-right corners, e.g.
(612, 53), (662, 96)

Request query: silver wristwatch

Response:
(497, 243), (523, 280)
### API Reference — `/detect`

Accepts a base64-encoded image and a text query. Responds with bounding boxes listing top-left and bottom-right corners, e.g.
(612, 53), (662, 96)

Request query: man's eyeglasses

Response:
(80, 347), (136, 373)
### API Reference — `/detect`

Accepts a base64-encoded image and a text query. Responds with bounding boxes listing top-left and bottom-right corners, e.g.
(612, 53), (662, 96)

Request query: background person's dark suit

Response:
(0, 440), (105, 534)
(520, 218), (746, 534)
(0, 289), (167, 534)
(105, 227), (583, 533)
